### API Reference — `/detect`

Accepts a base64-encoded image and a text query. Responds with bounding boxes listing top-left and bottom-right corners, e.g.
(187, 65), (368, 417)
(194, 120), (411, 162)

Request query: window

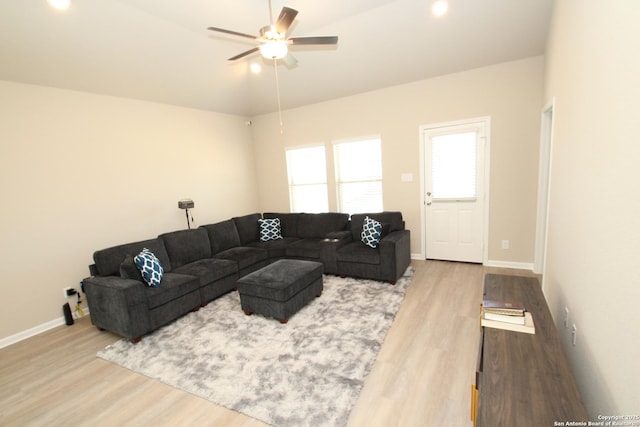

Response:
(334, 138), (383, 214)
(285, 146), (328, 212)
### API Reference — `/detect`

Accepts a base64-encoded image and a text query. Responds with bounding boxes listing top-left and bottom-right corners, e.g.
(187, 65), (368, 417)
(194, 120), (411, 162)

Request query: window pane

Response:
(338, 181), (383, 214)
(291, 184), (328, 213)
(431, 132), (477, 199)
(335, 139), (382, 182)
(286, 146), (326, 185)
(286, 146), (328, 212)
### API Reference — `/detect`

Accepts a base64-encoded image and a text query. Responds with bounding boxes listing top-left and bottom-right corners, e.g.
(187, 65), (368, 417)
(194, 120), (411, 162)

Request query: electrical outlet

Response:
(501, 240), (509, 250)
(571, 324), (578, 346)
(63, 287), (73, 298)
(564, 307), (570, 328)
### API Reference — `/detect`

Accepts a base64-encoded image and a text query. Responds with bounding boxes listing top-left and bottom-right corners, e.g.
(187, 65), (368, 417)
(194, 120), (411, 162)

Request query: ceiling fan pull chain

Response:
(274, 58), (284, 134)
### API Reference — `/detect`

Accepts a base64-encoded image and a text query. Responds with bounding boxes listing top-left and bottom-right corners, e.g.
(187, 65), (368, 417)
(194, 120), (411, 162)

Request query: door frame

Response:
(418, 117), (491, 262)
(534, 98), (556, 278)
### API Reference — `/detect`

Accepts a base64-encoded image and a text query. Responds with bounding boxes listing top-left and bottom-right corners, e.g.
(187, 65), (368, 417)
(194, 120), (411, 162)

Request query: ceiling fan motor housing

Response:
(260, 25), (284, 40)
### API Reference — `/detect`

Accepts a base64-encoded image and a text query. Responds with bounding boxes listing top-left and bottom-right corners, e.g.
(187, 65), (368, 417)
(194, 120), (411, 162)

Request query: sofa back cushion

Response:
(297, 213), (350, 238)
(201, 220), (241, 254)
(159, 228), (212, 269)
(232, 213), (262, 245)
(263, 212), (299, 238)
(92, 238), (172, 276)
(349, 212), (405, 241)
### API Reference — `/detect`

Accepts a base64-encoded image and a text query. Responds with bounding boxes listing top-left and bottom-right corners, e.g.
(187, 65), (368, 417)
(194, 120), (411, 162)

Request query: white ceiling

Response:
(0, 0), (553, 117)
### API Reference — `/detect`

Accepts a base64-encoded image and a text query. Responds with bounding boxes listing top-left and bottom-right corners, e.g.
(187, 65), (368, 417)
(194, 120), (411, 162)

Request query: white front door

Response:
(422, 119), (488, 263)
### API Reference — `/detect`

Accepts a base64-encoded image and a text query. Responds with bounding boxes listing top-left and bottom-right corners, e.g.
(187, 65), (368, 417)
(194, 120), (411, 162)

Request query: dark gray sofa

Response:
(250, 212), (350, 262)
(84, 211), (410, 342)
(86, 237), (204, 342)
(334, 212), (411, 283)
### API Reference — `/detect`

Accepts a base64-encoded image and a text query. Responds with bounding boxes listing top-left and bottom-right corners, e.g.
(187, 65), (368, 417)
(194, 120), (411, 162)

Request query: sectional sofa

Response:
(84, 211), (410, 341)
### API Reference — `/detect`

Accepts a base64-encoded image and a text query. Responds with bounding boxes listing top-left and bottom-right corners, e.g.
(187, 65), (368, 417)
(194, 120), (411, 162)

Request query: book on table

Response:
(483, 311), (526, 325)
(481, 311), (535, 334)
(481, 299), (535, 334)
(482, 299), (525, 316)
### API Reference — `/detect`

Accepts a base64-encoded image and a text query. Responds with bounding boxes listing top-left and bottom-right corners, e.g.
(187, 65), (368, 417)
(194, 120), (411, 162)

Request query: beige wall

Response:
(251, 57), (544, 264)
(0, 81), (258, 341)
(542, 0), (640, 418)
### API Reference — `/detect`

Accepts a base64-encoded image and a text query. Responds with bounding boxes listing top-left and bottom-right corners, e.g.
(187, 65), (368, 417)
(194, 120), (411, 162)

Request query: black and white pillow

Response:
(361, 216), (383, 248)
(134, 248), (164, 287)
(259, 218), (283, 242)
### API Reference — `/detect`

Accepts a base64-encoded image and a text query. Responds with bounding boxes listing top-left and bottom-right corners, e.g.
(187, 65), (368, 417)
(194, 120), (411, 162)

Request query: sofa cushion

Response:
(337, 241), (381, 265)
(201, 220), (241, 254)
(214, 246), (269, 270)
(134, 248), (164, 287)
(297, 213), (349, 238)
(233, 213), (262, 244)
(259, 218), (283, 242)
(285, 238), (323, 259)
(172, 258), (238, 286)
(145, 272), (200, 309)
(248, 237), (300, 259)
(159, 228), (212, 269)
(93, 238), (172, 276)
(119, 255), (144, 282)
(361, 216), (383, 248)
(263, 212), (299, 237)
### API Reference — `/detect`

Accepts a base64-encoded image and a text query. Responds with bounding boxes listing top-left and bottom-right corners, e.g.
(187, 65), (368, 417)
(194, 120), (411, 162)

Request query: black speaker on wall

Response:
(63, 303), (74, 326)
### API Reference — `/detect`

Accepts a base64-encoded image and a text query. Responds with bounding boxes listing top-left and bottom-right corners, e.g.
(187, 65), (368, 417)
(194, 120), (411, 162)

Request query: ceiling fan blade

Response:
(289, 36), (338, 45)
(282, 52), (298, 68)
(275, 7), (298, 34)
(228, 47), (260, 61)
(208, 26), (258, 40)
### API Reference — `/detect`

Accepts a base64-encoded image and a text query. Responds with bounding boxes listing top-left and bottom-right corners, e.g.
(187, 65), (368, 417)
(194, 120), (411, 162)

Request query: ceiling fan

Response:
(207, 3), (338, 67)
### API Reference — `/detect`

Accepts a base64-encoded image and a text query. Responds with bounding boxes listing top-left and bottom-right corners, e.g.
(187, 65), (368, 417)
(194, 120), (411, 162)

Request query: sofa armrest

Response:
(379, 229), (411, 282)
(320, 232), (353, 274)
(83, 275), (151, 340)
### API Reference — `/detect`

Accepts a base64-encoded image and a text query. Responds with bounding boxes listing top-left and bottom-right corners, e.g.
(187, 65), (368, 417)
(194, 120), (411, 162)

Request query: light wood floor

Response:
(0, 260), (537, 427)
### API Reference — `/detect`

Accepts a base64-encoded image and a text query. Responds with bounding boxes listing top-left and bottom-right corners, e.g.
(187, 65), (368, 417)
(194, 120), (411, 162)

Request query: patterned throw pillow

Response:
(134, 248), (164, 287)
(259, 218), (283, 242)
(361, 216), (383, 248)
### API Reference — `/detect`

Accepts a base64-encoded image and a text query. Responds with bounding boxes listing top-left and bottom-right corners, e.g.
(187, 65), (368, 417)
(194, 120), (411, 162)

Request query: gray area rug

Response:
(98, 267), (414, 427)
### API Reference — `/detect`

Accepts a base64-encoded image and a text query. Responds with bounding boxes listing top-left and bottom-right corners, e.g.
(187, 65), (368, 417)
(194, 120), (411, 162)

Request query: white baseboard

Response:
(410, 255), (533, 272)
(483, 260), (534, 271)
(0, 309), (90, 350)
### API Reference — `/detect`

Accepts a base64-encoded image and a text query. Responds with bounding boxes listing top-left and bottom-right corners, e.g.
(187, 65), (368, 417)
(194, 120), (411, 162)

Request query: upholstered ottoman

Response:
(236, 259), (323, 323)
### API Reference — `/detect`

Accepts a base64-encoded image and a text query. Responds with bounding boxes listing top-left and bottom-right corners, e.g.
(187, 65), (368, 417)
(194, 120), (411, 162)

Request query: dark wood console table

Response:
(471, 274), (588, 426)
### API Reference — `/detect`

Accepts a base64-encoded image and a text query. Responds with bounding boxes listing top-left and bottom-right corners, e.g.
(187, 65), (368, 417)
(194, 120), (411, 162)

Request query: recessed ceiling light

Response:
(432, 0), (448, 17)
(250, 63), (262, 74)
(47, 0), (71, 11)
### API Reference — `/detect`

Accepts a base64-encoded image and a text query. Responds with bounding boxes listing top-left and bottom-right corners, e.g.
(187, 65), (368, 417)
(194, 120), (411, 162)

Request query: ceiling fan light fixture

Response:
(432, 0), (448, 17)
(259, 41), (288, 59)
(48, 0), (71, 11)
